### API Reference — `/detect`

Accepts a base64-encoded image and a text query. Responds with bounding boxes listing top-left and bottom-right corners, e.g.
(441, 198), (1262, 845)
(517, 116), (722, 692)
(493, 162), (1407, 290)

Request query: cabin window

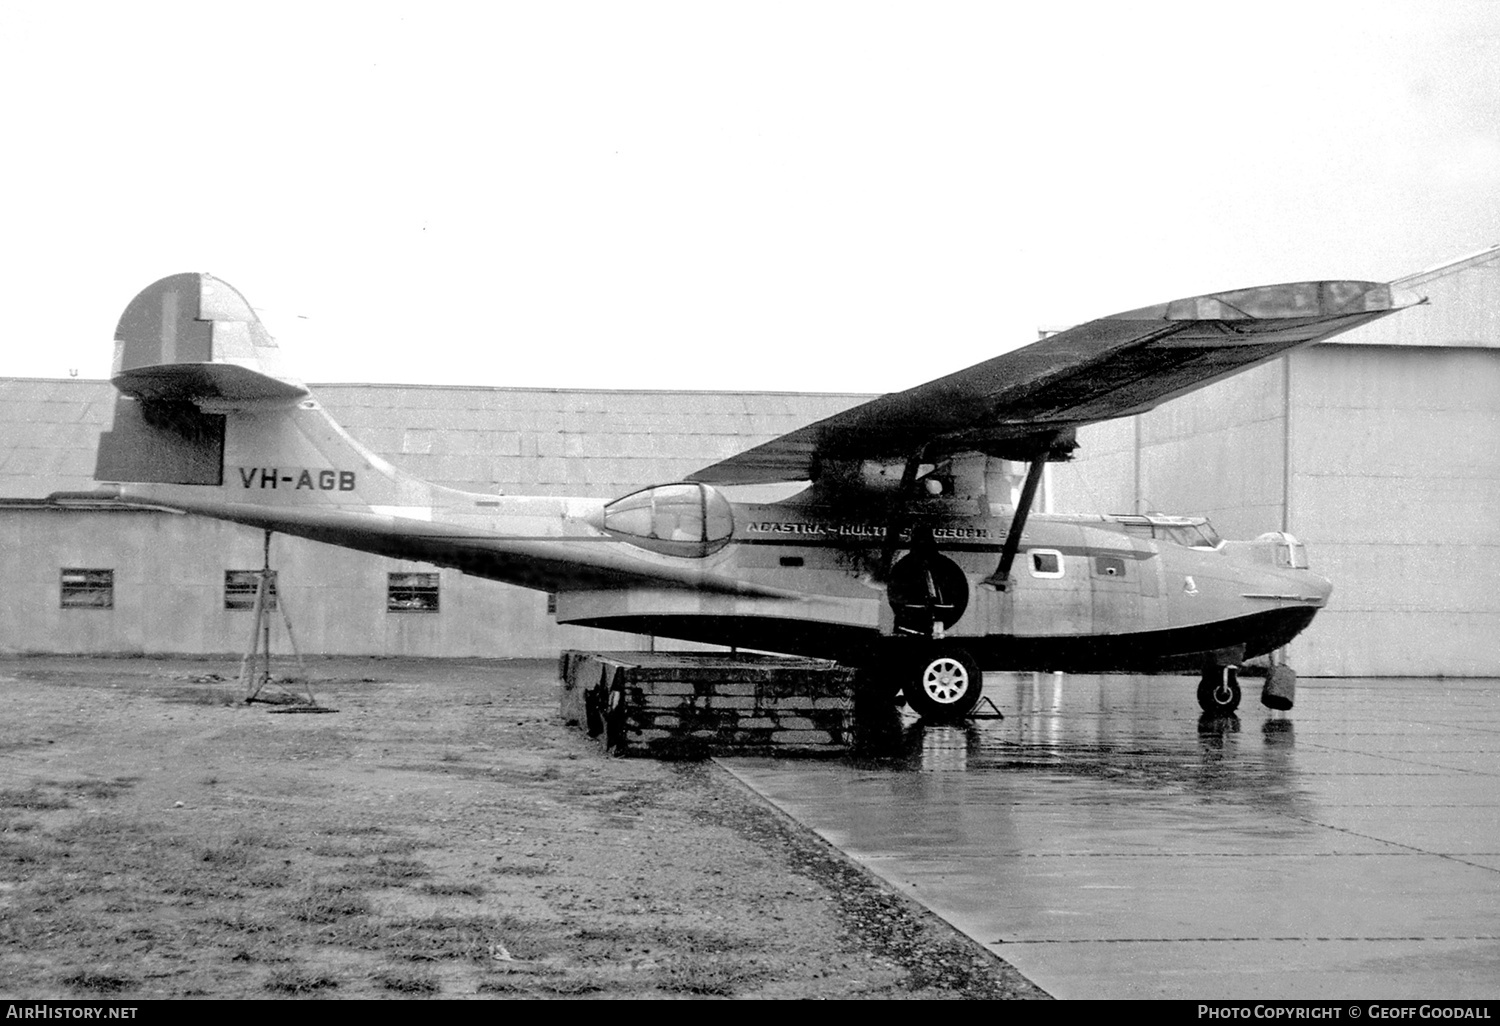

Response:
(1094, 555), (1127, 578)
(1028, 550), (1064, 579)
(601, 482), (734, 557)
(225, 570), (277, 611)
(60, 568), (113, 609)
(388, 572), (440, 613)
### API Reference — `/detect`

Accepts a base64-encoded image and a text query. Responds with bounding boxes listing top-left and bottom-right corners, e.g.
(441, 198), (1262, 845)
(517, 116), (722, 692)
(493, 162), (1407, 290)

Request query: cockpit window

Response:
(1163, 524), (1221, 549)
(602, 483), (734, 557)
(1113, 515), (1219, 548)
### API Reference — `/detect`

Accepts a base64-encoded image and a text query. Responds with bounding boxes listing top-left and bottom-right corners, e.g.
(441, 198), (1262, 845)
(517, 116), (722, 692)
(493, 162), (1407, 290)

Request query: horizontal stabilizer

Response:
(114, 362), (308, 403)
(112, 272), (307, 403)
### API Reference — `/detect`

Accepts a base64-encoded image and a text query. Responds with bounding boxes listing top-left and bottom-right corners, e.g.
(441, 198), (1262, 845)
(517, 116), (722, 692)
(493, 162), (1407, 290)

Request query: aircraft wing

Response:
(688, 280), (1419, 484)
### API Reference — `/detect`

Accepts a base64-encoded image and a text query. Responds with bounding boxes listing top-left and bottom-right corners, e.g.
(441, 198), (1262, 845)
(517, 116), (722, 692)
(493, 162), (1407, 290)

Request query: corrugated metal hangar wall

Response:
(2, 246), (1495, 673)
(0, 386), (865, 658)
(1051, 246), (1500, 676)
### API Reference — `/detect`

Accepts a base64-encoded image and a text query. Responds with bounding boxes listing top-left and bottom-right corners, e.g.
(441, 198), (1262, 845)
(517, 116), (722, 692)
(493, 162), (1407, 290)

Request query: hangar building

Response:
(2, 246), (1495, 675)
(1050, 245), (1499, 676)
(0, 386), (864, 659)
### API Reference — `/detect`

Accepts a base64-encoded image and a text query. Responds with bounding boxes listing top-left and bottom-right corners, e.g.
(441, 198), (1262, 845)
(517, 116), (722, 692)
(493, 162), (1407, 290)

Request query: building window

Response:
(60, 569), (113, 609)
(225, 570), (277, 611)
(388, 572), (440, 613)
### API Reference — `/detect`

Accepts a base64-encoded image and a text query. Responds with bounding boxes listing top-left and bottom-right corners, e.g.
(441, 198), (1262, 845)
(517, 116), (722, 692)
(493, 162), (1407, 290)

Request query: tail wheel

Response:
(904, 644), (983, 722)
(1197, 666), (1241, 715)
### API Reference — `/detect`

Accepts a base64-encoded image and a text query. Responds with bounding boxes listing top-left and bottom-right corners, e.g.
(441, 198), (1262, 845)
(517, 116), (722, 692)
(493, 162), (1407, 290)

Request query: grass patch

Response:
(0, 787), (71, 811)
(70, 777), (139, 800)
(418, 881), (485, 897)
(283, 885), (373, 924)
(475, 977), (530, 994)
(58, 970), (138, 994)
(32, 873), (107, 902)
(336, 856), (430, 888)
(657, 954), (767, 997)
(534, 976), (606, 996)
(343, 824), (395, 836)
(0, 834), (48, 871)
(160, 878), (247, 901)
(308, 831), (420, 859)
(242, 866), (292, 889)
(327, 913), (537, 964)
(265, 968), (339, 994)
(374, 969), (440, 994)
(197, 829), (277, 869)
(51, 813), (158, 846)
(210, 909), (283, 935)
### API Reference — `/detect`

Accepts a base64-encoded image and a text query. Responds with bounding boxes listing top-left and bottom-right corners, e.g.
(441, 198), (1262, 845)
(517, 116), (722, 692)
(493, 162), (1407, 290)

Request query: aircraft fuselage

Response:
(110, 464), (1331, 674)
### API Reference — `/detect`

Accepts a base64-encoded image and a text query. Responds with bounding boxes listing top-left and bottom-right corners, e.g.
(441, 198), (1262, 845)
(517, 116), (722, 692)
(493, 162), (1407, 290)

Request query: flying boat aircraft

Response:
(62, 273), (1418, 720)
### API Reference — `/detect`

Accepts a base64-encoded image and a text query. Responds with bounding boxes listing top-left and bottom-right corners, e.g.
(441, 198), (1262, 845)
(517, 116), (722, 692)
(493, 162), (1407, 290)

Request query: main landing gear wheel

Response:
(903, 644), (983, 722)
(1197, 666), (1241, 715)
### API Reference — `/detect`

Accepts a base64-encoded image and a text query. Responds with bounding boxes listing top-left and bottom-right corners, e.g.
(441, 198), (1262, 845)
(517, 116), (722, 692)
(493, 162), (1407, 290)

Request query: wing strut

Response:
(878, 449), (927, 578)
(983, 435), (1055, 591)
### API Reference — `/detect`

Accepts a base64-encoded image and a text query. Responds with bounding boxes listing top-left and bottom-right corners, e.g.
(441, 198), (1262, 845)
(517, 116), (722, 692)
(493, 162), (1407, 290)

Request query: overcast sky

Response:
(2, 1), (1496, 393)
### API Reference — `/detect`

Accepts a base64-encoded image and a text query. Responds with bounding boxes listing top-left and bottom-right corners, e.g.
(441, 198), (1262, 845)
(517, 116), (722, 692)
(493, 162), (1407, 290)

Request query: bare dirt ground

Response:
(0, 656), (1047, 1000)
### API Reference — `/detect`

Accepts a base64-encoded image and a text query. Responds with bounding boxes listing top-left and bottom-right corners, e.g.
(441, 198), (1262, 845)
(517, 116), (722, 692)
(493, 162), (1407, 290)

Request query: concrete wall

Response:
(1051, 247), (1500, 676)
(1054, 343), (1500, 676)
(1287, 345), (1500, 676)
(1050, 358), (1288, 538)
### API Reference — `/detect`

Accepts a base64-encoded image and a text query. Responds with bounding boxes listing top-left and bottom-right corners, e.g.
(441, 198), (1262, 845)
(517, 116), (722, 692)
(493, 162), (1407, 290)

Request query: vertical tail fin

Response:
(111, 272), (307, 402)
(95, 273), (430, 517)
(96, 273), (309, 485)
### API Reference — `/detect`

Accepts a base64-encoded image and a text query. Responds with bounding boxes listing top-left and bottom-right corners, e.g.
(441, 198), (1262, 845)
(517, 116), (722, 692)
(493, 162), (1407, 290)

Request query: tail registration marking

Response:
(236, 467), (357, 491)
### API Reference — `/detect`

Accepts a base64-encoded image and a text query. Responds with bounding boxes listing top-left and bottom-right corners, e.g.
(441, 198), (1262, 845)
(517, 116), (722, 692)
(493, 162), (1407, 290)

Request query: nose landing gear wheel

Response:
(903, 644), (983, 722)
(1197, 666), (1241, 715)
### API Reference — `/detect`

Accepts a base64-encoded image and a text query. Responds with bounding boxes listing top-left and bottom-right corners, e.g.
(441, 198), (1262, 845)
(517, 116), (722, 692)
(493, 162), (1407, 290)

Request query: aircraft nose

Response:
(1307, 572), (1334, 606)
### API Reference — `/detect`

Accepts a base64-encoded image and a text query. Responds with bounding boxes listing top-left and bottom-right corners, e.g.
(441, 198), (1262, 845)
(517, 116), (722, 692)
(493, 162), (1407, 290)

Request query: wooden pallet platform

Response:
(558, 650), (859, 757)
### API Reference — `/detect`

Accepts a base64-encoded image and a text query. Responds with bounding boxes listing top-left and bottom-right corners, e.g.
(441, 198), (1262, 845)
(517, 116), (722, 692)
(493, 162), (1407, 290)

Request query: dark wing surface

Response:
(689, 280), (1419, 484)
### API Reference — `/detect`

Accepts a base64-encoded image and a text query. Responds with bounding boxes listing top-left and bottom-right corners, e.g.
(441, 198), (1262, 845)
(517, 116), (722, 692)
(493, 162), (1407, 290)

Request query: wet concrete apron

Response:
(722, 673), (1500, 999)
